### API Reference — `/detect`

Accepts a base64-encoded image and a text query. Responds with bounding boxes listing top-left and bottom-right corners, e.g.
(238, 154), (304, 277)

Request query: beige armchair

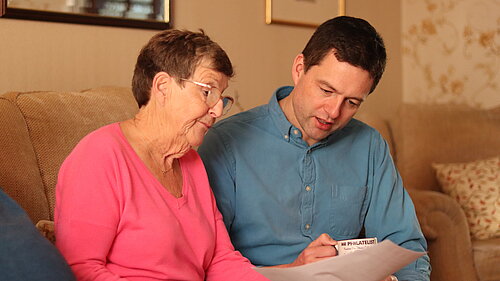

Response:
(357, 104), (500, 281)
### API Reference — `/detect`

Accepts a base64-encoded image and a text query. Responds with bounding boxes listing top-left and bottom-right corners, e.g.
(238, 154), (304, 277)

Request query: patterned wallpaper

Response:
(402, 0), (499, 108)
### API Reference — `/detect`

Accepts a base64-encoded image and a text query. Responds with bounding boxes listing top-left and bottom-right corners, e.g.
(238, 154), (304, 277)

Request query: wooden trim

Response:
(339, 0), (346, 16)
(0, 0), (6, 17)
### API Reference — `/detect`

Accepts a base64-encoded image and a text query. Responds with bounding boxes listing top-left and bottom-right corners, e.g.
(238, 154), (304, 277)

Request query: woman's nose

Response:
(209, 98), (223, 118)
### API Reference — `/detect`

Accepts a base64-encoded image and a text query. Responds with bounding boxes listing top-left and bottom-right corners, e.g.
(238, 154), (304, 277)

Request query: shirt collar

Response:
(268, 86), (295, 143)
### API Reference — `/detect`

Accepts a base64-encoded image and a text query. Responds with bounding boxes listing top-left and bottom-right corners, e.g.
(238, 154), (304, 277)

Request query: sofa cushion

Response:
(432, 156), (500, 240)
(472, 238), (500, 281)
(392, 104), (500, 191)
(0, 97), (49, 223)
(5, 86), (138, 219)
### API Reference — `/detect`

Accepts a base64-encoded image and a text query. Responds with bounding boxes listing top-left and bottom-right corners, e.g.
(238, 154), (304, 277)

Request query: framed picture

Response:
(0, 0), (170, 30)
(266, 0), (345, 28)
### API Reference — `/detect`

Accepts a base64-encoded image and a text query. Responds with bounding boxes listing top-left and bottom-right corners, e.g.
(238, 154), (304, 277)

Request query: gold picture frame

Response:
(266, 0), (346, 28)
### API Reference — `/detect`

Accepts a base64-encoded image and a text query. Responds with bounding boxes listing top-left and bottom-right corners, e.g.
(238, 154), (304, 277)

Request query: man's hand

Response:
(290, 233), (338, 266)
(381, 275), (398, 281)
(272, 233), (337, 268)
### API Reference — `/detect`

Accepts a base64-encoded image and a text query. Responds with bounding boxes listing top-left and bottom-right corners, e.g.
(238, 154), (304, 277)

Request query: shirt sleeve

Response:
(55, 135), (128, 281)
(205, 193), (269, 281)
(198, 127), (237, 231)
(364, 134), (431, 281)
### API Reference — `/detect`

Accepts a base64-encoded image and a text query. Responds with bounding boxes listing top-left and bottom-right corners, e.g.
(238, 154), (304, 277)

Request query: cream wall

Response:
(0, 19), (156, 93)
(346, 0), (402, 118)
(0, 0), (401, 118)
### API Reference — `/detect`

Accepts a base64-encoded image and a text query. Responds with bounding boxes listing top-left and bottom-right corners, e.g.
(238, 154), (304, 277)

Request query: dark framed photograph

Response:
(0, 0), (170, 30)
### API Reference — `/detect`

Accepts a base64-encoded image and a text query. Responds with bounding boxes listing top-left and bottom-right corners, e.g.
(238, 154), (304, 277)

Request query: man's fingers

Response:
(299, 246), (337, 264)
(311, 255), (336, 263)
(308, 233), (337, 247)
(380, 275), (398, 281)
(289, 233), (339, 267)
(303, 245), (337, 259)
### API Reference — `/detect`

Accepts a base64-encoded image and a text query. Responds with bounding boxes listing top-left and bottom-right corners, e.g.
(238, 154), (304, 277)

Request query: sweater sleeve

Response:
(55, 132), (128, 281)
(205, 192), (269, 281)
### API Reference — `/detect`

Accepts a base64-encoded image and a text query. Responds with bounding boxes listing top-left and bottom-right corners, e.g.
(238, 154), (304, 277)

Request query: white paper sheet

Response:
(254, 240), (425, 281)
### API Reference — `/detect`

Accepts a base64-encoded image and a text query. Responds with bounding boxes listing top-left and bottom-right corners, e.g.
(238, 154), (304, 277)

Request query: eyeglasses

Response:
(180, 78), (234, 115)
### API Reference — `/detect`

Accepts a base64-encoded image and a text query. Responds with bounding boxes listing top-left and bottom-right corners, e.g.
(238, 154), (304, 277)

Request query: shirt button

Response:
(305, 224), (311, 230)
(305, 186), (312, 191)
(293, 129), (299, 135)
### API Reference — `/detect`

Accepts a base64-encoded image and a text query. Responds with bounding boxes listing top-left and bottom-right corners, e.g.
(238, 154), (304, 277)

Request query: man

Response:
(198, 16), (430, 281)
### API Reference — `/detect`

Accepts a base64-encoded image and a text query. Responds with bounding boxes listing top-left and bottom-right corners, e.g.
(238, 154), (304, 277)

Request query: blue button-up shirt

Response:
(198, 86), (430, 280)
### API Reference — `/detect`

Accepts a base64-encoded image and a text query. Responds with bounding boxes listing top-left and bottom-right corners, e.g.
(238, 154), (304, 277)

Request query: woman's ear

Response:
(291, 54), (305, 85)
(149, 72), (176, 107)
(152, 71), (172, 97)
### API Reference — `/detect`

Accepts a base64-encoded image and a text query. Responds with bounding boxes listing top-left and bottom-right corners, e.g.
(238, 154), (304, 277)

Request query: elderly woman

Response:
(54, 29), (268, 281)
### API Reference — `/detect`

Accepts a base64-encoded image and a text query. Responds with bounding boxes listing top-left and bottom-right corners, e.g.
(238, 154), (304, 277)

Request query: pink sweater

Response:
(55, 123), (268, 281)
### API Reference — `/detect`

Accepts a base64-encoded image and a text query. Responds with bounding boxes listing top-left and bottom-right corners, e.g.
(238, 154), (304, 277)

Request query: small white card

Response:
(336, 237), (378, 255)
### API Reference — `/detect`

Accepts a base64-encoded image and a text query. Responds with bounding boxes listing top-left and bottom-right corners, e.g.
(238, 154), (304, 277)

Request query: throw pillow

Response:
(432, 156), (500, 240)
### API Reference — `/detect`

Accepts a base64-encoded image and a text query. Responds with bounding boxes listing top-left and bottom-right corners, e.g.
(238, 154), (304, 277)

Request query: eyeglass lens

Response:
(181, 78), (233, 114)
(206, 89), (232, 112)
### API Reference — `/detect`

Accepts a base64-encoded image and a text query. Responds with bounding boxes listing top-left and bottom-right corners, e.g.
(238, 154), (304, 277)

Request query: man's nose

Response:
(324, 96), (343, 120)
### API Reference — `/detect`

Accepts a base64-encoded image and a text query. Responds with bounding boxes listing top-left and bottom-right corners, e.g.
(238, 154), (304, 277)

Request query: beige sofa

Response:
(0, 87), (498, 280)
(0, 87), (138, 224)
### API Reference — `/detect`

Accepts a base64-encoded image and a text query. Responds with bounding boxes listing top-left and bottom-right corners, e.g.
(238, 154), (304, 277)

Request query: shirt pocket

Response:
(330, 185), (367, 238)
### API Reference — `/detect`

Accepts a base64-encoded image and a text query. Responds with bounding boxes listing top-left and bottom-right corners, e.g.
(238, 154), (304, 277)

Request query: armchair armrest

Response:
(408, 189), (479, 281)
